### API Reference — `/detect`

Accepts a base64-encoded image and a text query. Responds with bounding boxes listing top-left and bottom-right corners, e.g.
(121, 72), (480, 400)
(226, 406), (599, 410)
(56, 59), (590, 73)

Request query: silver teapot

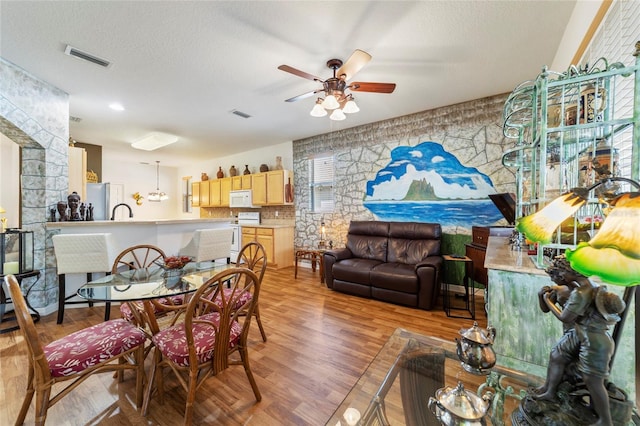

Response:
(455, 322), (496, 375)
(428, 381), (492, 425)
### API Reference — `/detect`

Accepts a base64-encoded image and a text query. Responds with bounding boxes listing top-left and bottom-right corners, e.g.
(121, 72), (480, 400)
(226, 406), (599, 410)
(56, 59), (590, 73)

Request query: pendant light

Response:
(148, 160), (168, 202)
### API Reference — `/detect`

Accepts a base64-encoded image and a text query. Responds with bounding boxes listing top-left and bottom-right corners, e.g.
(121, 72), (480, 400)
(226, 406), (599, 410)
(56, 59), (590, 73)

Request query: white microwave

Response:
(229, 190), (257, 208)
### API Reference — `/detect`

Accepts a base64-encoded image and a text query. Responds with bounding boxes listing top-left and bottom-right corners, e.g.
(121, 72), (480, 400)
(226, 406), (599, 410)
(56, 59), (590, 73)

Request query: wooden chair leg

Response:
(254, 305), (267, 342)
(134, 344), (145, 409)
(16, 366), (36, 425)
(57, 274), (66, 324)
(34, 387), (51, 426)
(239, 346), (261, 401)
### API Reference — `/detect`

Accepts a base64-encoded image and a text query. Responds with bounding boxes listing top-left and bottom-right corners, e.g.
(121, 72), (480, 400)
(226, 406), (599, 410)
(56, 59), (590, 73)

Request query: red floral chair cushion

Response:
(215, 288), (252, 310)
(119, 295), (185, 321)
(44, 319), (147, 377)
(151, 312), (241, 367)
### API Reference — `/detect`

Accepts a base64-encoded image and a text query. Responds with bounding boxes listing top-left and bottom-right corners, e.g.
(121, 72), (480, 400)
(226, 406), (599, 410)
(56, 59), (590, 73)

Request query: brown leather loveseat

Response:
(323, 221), (443, 310)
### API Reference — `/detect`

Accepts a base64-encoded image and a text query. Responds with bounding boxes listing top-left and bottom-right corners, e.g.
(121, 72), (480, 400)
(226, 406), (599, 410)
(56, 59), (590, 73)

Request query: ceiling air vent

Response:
(231, 109), (251, 119)
(64, 45), (111, 68)
(69, 116), (82, 123)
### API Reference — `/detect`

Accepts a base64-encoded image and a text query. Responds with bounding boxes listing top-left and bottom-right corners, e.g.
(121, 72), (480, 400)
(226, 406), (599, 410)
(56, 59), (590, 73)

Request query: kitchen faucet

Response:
(110, 203), (133, 220)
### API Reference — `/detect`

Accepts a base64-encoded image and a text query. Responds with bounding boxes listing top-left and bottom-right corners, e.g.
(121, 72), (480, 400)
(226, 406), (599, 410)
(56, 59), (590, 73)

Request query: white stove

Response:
(230, 212), (261, 262)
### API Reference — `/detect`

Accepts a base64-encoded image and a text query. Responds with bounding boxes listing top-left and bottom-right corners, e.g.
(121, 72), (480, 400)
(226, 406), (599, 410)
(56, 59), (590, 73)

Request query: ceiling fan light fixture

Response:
(321, 95), (340, 110)
(329, 109), (346, 121)
(342, 98), (359, 114)
(310, 99), (328, 117)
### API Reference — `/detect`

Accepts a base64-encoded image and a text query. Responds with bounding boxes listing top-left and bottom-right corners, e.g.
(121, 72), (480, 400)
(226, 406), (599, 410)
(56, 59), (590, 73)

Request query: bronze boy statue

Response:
(534, 256), (625, 426)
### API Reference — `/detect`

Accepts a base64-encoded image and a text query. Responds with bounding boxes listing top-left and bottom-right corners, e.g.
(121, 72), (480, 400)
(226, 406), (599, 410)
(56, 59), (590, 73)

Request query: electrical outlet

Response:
(275, 211), (279, 217)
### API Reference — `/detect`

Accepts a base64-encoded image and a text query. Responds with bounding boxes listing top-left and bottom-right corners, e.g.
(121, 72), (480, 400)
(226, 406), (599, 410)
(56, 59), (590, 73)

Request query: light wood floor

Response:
(0, 266), (487, 426)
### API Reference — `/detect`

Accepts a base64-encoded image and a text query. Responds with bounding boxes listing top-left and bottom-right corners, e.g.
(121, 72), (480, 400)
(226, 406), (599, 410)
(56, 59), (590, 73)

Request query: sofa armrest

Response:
(324, 248), (352, 261)
(415, 256), (443, 271)
(323, 248), (352, 288)
(415, 256), (443, 309)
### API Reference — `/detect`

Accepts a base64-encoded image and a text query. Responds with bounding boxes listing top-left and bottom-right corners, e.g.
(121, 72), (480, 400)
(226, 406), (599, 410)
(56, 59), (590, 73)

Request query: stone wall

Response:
(0, 58), (69, 309)
(292, 93), (515, 248)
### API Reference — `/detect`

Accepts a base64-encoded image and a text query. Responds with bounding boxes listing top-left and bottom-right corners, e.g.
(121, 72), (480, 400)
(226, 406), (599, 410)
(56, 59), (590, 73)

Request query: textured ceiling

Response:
(1, 1), (579, 167)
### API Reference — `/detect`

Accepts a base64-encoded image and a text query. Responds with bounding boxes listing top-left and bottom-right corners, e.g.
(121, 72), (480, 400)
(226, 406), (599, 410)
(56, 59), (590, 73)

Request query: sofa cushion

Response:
(332, 280), (372, 298)
(333, 258), (382, 285)
(387, 222), (441, 263)
(370, 262), (419, 293)
(346, 221), (390, 261)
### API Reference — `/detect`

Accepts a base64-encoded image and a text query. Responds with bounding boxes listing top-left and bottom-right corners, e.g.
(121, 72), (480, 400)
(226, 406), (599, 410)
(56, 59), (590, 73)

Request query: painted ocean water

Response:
(363, 200), (505, 227)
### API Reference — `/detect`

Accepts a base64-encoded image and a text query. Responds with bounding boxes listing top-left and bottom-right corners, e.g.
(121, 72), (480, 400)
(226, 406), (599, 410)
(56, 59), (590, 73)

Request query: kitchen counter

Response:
(47, 218), (232, 228)
(484, 236), (546, 276)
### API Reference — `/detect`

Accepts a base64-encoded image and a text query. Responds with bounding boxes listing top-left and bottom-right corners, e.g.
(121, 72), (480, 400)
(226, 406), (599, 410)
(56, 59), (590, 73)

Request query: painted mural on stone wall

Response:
(363, 142), (504, 227)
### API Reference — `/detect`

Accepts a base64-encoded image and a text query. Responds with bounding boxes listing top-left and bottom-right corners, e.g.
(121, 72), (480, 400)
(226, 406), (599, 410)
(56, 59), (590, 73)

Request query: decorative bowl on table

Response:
(158, 256), (193, 277)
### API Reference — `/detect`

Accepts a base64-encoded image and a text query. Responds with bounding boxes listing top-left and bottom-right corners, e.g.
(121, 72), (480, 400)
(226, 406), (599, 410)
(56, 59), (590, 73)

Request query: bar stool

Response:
(179, 228), (234, 269)
(52, 233), (116, 324)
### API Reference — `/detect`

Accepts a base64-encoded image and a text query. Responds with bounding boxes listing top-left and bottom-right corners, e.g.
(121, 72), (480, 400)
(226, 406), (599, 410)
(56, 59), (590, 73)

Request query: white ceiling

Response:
(1, 1), (582, 167)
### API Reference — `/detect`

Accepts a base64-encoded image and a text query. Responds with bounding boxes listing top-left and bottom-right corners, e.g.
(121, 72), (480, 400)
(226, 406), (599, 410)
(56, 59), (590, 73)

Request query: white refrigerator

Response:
(85, 183), (111, 220)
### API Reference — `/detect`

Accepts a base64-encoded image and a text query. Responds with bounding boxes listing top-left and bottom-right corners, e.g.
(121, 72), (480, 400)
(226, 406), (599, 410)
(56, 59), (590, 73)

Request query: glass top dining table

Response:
(77, 261), (234, 304)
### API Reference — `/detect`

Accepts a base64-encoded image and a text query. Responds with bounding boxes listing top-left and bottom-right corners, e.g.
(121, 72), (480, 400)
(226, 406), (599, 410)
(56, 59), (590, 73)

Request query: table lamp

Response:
(319, 219), (327, 249)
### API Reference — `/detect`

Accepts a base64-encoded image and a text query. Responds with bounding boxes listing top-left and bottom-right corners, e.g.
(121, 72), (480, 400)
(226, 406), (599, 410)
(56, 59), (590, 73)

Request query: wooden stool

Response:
(295, 248), (325, 282)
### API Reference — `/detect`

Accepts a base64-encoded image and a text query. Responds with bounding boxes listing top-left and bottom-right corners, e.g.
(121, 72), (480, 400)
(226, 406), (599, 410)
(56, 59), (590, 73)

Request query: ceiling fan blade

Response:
(349, 82), (396, 93)
(285, 89), (322, 103)
(336, 49), (372, 81)
(278, 65), (323, 82)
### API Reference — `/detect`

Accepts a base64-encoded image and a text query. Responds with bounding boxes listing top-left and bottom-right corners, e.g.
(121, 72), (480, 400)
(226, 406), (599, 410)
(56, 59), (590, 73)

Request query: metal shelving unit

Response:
(502, 42), (640, 268)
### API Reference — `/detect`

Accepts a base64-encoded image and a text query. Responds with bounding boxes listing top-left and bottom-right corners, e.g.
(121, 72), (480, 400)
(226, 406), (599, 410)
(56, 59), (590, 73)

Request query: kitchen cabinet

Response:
(251, 170), (293, 206)
(241, 226), (294, 269)
(209, 179), (221, 206)
(68, 146), (87, 200)
(199, 180), (210, 207)
(231, 175), (252, 190)
(251, 173), (267, 205)
(502, 45), (640, 267)
(192, 182), (200, 207)
(220, 178), (231, 206)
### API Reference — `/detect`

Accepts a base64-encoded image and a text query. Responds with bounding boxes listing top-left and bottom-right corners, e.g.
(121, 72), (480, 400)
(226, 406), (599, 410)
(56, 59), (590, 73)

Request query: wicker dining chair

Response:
(114, 244), (186, 330)
(5, 274), (146, 426)
(143, 267), (262, 424)
(235, 241), (268, 341)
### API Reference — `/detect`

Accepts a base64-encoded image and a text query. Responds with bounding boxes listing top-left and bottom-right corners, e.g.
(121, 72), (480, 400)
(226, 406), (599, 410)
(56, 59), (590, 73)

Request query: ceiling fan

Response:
(278, 49), (396, 120)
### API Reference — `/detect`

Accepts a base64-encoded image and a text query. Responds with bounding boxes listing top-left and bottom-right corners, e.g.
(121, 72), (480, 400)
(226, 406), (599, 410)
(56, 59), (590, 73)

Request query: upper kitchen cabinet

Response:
(252, 170), (294, 206)
(68, 145), (87, 200)
(200, 180), (211, 207)
(192, 181), (200, 207)
(220, 178), (231, 206)
(231, 175), (252, 190)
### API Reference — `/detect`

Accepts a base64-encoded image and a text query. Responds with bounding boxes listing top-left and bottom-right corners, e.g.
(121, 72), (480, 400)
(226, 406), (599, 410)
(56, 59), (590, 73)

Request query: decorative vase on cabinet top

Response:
(217, 167), (224, 179)
(201, 172), (209, 181)
(243, 165), (251, 175)
(275, 156), (283, 170)
(260, 164), (269, 172)
(229, 165), (237, 177)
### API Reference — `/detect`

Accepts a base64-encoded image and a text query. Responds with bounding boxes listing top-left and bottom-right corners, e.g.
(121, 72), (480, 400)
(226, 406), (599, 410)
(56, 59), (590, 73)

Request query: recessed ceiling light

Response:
(109, 103), (125, 111)
(131, 132), (179, 151)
